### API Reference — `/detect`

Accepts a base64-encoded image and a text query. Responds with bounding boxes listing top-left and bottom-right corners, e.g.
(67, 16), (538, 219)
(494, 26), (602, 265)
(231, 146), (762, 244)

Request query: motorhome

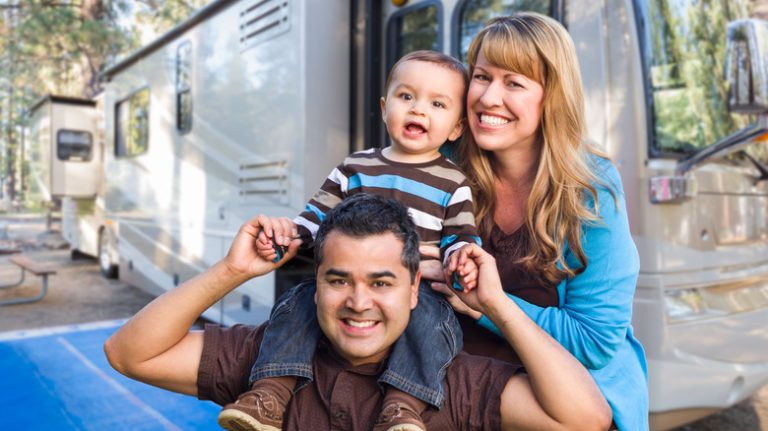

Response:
(27, 0), (768, 429)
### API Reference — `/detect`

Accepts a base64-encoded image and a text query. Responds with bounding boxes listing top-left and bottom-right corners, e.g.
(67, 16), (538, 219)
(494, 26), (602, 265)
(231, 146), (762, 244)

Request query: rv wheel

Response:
(99, 230), (118, 279)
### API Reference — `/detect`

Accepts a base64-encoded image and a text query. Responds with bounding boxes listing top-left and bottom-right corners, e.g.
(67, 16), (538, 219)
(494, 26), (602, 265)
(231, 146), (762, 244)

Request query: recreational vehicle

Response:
(27, 0), (768, 429)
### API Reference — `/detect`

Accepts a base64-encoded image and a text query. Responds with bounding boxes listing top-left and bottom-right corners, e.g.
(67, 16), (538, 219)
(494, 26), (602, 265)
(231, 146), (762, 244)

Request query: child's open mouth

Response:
(404, 122), (427, 136)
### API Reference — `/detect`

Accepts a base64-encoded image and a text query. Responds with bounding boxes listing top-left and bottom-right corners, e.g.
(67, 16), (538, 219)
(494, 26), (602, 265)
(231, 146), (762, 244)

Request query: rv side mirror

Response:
(725, 18), (768, 114)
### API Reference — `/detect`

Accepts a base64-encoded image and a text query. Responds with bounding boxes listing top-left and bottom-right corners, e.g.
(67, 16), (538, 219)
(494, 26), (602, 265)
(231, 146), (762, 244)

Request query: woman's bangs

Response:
(480, 27), (543, 84)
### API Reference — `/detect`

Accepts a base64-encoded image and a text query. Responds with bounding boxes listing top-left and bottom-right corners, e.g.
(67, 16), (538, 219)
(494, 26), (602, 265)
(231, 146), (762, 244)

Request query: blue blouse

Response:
(478, 156), (649, 430)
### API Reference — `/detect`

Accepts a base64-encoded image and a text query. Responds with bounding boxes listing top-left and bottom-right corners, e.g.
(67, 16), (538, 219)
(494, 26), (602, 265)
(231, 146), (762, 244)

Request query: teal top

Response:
(477, 156), (649, 430)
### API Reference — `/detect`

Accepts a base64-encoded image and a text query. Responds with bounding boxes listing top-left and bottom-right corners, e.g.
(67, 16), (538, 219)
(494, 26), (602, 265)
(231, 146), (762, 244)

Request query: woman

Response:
(432, 12), (648, 430)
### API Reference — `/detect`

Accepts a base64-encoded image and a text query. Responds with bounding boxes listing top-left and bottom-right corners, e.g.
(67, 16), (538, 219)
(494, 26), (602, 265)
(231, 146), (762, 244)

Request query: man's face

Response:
(315, 231), (420, 366)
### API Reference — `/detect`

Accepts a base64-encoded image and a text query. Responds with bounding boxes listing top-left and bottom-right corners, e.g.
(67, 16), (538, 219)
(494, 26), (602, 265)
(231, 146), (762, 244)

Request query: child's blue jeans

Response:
(249, 279), (463, 409)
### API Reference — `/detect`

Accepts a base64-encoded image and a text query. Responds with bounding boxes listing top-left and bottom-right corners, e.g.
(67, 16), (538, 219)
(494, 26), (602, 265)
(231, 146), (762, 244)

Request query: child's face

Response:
(380, 60), (465, 159)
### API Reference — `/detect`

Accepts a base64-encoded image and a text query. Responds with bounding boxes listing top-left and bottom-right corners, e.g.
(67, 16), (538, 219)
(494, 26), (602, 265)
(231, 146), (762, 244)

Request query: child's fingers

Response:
(457, 248), (469, 269)
(257, 249), (276, 261)
(445, 252), (459, 273)
(461, 271), (478, 291)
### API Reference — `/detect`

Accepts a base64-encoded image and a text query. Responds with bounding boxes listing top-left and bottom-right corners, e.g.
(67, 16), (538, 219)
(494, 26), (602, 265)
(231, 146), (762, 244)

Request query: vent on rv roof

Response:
(239, 0), (290, 51)
(239, 158), (289, 204)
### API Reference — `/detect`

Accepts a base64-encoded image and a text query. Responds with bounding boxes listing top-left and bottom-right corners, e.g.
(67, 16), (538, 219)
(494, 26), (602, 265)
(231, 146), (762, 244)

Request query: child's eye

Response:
(432, 101), (446, 109)
(398, 92), (412, 100)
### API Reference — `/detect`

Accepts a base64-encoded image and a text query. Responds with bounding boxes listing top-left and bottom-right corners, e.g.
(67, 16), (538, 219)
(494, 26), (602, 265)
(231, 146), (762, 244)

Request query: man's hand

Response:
(225, 215), (301, 279)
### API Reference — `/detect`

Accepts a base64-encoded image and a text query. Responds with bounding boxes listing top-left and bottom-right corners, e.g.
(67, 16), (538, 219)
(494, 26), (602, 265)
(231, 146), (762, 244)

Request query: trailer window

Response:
(636, 0), (758, 157)
(386, 2), (442, 69)
(57, 130), (92, 162)
(115, 88), (150, 157)
(456, 0), (554, 62)
(176, 41), (192, 134)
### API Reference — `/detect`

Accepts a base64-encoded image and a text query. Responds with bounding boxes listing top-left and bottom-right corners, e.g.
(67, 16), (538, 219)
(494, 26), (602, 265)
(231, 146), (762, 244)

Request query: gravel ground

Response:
(0, 214), (766, 430)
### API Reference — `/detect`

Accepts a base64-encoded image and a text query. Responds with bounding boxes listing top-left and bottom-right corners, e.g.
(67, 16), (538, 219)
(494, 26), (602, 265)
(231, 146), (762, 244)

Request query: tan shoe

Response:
(372, 402), (426, 431)
(218, 387), (288, 431)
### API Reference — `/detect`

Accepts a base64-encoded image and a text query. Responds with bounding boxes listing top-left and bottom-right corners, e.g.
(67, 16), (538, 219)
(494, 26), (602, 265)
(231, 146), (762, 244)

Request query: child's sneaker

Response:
(217, 379), (292, 431)
(372, 401), (426, 431)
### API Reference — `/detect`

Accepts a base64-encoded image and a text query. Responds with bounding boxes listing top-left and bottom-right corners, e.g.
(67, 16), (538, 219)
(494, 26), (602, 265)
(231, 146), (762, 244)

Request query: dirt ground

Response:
(0, 214), (766, 430)
(0, 215), (156, 331)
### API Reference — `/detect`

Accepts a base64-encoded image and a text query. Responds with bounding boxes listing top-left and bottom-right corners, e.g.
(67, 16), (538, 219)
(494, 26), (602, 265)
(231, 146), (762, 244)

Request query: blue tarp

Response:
(0, 320), (220, 430)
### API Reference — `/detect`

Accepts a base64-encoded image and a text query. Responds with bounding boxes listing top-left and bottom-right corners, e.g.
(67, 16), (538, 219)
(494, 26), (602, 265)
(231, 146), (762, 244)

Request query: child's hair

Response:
(459, 12), (612, 285)
(383, 50), (468, 97)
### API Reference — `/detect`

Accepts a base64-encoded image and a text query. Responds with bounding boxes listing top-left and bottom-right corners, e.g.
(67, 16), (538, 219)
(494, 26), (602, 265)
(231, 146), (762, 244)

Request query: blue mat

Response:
(0, 320), (220, 430)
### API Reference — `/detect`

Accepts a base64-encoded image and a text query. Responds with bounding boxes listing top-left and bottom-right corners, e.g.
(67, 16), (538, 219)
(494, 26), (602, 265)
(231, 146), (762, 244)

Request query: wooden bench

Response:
(0, 255), (57, 305)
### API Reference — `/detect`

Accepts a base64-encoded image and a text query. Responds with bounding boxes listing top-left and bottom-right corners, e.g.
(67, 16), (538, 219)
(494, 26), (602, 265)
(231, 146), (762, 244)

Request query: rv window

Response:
(637, 0), (758, 157)
(387, 2), (441, 70)
(456, 0), (553, 62)
(57, 130), (93, 162)
(115, 88), (150, 157)
(176, 41), (192, 134)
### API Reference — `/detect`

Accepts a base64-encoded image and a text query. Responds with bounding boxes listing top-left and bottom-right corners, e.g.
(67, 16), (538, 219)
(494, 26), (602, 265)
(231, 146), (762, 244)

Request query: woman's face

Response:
(467, 52), (544, 155)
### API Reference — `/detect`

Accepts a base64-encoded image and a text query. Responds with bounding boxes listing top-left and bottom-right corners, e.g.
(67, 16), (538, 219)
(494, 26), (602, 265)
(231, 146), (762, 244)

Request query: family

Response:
(104, 13), (648, 431)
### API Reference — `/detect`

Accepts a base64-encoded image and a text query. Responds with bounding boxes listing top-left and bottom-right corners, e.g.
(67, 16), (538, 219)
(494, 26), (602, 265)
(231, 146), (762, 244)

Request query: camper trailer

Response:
(26, 95), (104, 241)
(31, 0), (768, 429)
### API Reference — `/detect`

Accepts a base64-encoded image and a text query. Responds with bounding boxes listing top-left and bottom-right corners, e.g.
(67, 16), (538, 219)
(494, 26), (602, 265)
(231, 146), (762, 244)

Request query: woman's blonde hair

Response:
(459, 12), (611, 284)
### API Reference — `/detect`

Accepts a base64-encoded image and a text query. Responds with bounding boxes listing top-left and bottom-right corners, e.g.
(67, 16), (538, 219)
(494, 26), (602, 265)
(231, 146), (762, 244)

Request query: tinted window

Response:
(637, 0), (758, 157)
(457, 0), (553, 62)
(176, 41), (192, 134)
(57, 129), (92, 162)
(115, 88), (150, 157)
(387, 3), (441, 68)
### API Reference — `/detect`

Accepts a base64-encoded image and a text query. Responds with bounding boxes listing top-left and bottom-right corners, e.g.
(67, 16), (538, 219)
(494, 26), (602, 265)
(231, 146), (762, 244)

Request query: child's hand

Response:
(255, 216), (300, 263)
(224, 215), (300, 278)
(456, 258), (478, 291)
(444, 244), (479, 291)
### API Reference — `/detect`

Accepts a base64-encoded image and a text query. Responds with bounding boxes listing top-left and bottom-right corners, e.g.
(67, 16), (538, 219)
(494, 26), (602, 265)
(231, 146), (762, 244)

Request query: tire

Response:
(70, 249), (90, 261)
(99, 230), (118, 279)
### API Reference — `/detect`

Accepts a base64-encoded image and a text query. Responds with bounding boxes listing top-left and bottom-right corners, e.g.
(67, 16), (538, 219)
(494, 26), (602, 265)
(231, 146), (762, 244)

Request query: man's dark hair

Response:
(315, 193), (420, 282)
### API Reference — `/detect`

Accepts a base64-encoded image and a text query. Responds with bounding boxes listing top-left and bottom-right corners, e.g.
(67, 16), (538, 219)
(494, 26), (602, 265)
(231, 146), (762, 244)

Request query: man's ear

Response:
(410, 271), (421, 310)
(448, 118), (465, 141)
(380, 97), (387, 121)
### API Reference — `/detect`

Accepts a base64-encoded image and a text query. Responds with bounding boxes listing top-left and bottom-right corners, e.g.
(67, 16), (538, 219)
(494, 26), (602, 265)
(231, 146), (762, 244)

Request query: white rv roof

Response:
(101, 0), (237, 81)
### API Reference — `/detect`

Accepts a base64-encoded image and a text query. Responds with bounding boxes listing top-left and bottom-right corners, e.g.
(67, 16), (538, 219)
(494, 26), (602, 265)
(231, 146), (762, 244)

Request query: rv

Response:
(27, 0), (768, 429)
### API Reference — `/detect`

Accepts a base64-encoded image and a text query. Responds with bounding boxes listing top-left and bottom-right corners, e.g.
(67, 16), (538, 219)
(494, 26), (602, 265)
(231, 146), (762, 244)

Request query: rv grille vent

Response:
(238, 158), (289, 204)
(239, 0), (291, 51)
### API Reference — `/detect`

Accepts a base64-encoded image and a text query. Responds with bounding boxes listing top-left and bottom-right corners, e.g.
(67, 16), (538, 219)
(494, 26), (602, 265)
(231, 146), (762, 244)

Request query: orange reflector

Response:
(391, 0), (409, 6)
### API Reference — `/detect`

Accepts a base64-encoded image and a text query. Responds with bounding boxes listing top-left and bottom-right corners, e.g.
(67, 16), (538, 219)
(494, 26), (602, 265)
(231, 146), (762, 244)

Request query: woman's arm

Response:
(455, 244), (612, 431)
(479, 170), (639, 369)
(103, 216), (300, 395)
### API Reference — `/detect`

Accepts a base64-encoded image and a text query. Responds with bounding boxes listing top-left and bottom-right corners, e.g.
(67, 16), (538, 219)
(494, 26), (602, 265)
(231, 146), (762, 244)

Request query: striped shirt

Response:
(295, 148), (480, 263)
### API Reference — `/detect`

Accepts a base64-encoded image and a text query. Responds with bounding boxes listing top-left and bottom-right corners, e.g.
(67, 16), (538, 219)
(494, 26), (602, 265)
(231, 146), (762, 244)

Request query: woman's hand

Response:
(448, 244), (507, 317)
(420, 244), (483, 319)
(431, 281), (483, 320)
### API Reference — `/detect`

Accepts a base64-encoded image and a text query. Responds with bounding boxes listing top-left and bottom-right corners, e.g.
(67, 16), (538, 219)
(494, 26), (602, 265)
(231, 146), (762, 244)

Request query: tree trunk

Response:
(80, 0), (105, 98)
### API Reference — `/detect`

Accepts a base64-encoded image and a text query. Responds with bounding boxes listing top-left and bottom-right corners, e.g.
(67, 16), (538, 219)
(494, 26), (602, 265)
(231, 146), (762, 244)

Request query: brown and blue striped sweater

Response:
(294, 148), (480, 263)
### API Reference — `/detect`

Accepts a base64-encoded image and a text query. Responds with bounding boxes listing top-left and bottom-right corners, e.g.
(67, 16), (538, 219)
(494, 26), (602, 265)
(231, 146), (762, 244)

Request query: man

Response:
(105, 194), (610, 430)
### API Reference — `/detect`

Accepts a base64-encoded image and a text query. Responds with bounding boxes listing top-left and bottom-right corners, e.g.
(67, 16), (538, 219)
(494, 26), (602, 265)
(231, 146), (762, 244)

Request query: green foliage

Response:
(0, 0), (210, 203)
